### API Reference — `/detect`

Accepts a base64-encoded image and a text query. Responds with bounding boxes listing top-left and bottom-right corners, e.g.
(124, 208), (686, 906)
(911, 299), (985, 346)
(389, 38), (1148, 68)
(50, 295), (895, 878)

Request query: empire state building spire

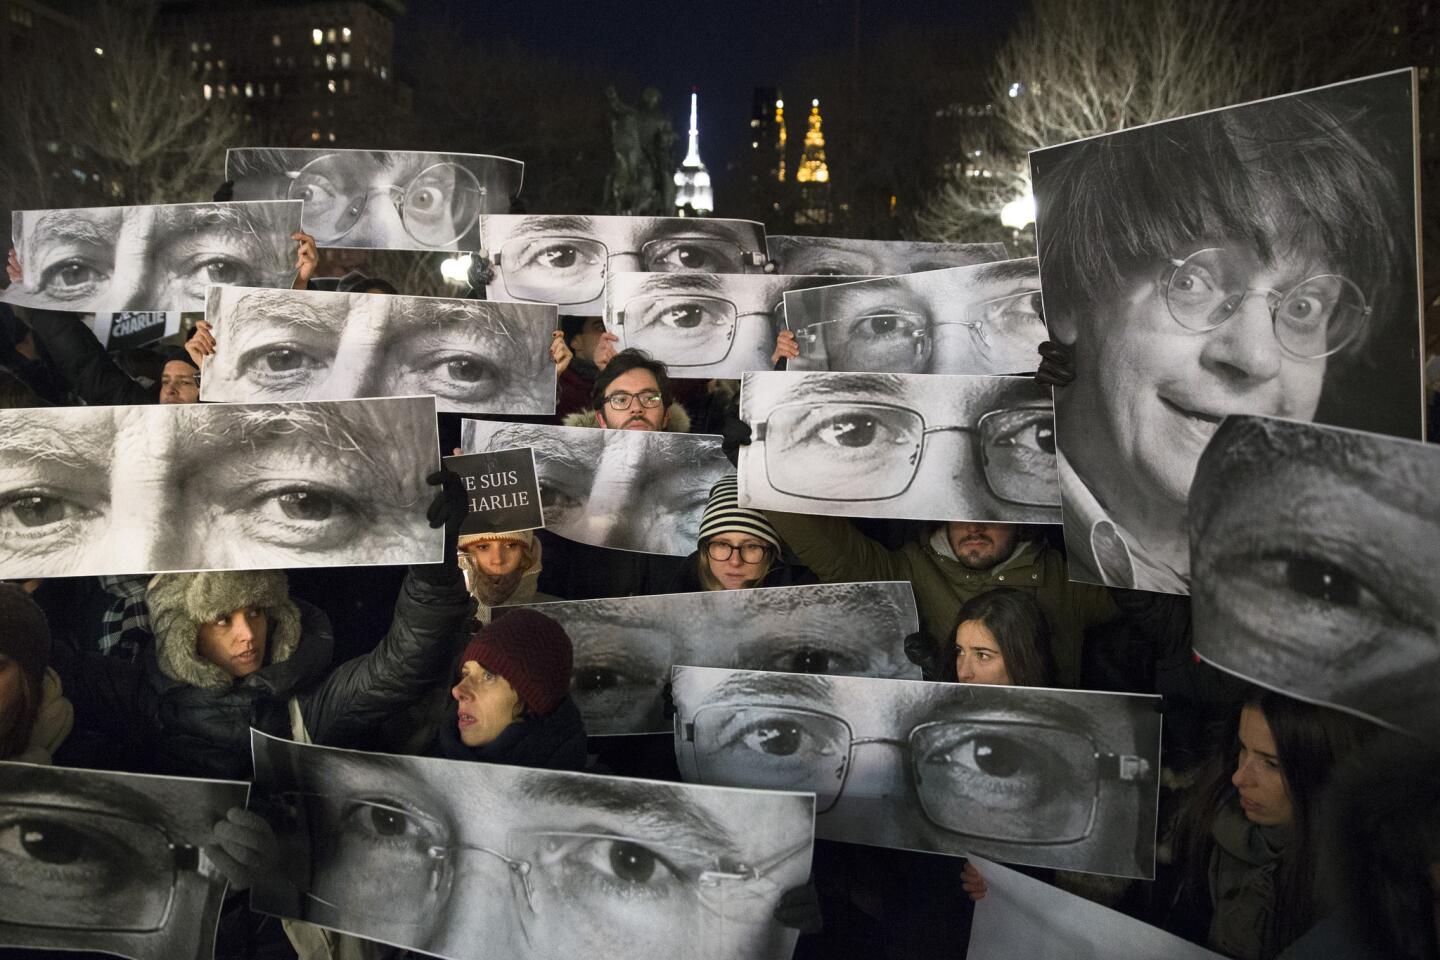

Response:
(673, 89), (714, 215)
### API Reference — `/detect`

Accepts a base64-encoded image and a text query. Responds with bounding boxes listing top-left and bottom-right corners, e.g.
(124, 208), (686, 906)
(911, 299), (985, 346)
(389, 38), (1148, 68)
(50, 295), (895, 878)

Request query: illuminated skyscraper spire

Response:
(796, 98), (830, 184)
(674, 88), (714, 215)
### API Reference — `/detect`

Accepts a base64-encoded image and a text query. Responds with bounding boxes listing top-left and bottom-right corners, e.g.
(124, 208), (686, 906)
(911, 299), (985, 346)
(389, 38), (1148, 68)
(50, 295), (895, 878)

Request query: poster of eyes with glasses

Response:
(478, 214), (770, 316)
(737, 371), (1060, 524)
(201, 286), (560, 413)
(3, 201), (303, 313)
(604, 272), (874, 379)
(461, 418), (731, 556)
(0, 762), (248, 960)
(1188, 415), (1440, 741)
(501, 581), (921, 735)
(247, 730), (816, 960)
(672, 667), (1162, 878)
(782, 258), (1045, 376)
(765, 236), (1007, 276)
(1030, 69), (1423, 596)
(226, 147), (524, 251)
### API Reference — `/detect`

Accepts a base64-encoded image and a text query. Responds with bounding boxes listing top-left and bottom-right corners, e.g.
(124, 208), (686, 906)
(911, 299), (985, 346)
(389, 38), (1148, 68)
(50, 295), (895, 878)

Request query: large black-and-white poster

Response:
(764, 236), (1006, 276)
(0, 395), (441, 578)
(3, 201), (303, 313)
(0, 762), (248, 960)
(1189, 415), (1438, 740)
(460, 419), (730, 556)
(501, 582), (921, 735)
(227, 147), (523, 251)
(248, 730), (816, 960)
(604, 272), (872, 379)
(965, 856), (1225, 960)
(478, 214), (769, 315)
(737, 371), (1060, 524)
(672, 667), (1161, 878)
(782, 259), (1044, 376)
(1031, 69), (1424, 595)
(201, 286), (558, 413)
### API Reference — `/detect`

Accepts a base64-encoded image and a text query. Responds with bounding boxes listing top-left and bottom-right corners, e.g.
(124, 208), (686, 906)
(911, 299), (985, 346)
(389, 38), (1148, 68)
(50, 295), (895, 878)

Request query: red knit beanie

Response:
(460, 609), (573, 716)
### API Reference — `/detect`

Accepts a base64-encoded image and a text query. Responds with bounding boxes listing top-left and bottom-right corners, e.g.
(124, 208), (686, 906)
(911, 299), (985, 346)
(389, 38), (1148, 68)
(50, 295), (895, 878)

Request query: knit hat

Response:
(0, 583), (50, 683)
(696, 474), (781, 551)
(459, 609), (573, 716)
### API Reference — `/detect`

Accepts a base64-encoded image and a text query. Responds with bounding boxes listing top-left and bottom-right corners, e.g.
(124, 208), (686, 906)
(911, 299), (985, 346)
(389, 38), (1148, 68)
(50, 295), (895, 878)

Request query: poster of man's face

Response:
(1032, 69), (1423, 595)
(605, 272), (872, 379)
(248, 730), (815, 960)
(765, 236), (1007, 276)
(965, 856), (1226, 960)
(0, 762), (248, 960)
(3, 201), (302, 313)
(783, 259), (1045, 375)
(0, 395), (440, 578)
(502, 582), (921, 734)
(672, 667), (1161, 878)
(461, 419), (730, 555)
(201, 287), (558, 413)
(1189, 415), (1439, 740)
(227, 147), (523, 251)
(738, 371), (1060, 524)
(479, 214), (769, 315)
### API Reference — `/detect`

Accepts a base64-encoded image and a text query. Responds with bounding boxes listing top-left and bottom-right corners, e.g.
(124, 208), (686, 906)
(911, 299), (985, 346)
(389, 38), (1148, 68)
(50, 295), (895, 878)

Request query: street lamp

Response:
(1000, 189), (1035, 230)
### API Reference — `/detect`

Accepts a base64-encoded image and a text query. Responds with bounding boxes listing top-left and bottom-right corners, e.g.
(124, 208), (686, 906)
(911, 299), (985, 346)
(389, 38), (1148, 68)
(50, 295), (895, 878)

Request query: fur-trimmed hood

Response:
(562, 402), (691, 433)
(146, 570), (304, 690)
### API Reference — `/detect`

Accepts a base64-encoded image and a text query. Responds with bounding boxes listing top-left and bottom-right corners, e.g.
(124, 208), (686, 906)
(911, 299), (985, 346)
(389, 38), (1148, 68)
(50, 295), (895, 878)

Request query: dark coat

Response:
(432, 695), (588, 772)
(22, 308), (157, 405)
(55, 573), (471, 780)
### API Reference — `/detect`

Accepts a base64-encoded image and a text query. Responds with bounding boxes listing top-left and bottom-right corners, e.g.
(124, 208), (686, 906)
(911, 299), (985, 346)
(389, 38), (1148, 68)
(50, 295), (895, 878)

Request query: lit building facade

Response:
(793, 98), (833, 227)
(673, 89), (714, 215)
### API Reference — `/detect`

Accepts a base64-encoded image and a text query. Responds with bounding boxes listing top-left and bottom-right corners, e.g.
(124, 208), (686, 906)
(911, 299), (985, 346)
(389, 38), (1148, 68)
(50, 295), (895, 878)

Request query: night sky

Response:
(396, 0), (1020, 181)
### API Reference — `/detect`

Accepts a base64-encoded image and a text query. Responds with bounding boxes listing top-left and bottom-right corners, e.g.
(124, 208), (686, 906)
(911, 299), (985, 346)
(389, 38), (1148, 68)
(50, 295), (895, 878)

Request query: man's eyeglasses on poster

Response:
(793, 290), (1042, 373)
(752, 398), (1059, 505)
(271, 791), (808, 931)
(493, 237), (769, 305)
(682, 708), (1152, 844)
(616, 294), (778, 367)
(0, 801), (205, 932)
(288, 154), (484, 246)
(1164, 247), (1370, 360)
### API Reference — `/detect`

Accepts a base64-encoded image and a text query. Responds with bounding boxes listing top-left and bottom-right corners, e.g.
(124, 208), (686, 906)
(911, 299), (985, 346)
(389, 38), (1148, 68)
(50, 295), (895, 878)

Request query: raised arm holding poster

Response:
(0, 762), (249, 960)
(201, 286), (559, 413)
(3, 200), (303, 313)
(1031, 69), (1424, 595)
(247, 730), (815, 960)
(226, 147), (524, 251)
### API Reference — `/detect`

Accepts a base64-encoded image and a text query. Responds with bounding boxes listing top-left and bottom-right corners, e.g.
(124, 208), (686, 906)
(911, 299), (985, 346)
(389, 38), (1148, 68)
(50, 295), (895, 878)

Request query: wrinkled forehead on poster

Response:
(0, 760), (248, 960)
(246, 729), (816, 960)
(0, 394), (441, 579)
(765, 235), (1007, 276)
(1189, 414), (1439, 739)
(4, 200), (302, 314)
(478, 214), (770, 315)
(227, 147), (522, 252)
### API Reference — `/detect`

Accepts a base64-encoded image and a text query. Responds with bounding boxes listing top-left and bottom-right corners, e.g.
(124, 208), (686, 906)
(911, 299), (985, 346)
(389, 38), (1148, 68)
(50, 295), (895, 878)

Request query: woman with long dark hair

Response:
(1167, 688), (1375, 959)
(937, 587), (1057, 688)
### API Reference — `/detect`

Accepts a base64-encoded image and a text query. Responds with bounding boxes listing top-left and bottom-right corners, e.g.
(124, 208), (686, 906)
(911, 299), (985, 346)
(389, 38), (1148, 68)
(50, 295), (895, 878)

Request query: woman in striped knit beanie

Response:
(672, 474), (818, 592)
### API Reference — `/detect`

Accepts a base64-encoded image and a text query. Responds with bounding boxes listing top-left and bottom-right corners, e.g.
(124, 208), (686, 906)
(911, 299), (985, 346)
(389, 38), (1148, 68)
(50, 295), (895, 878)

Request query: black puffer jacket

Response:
(58, 572), (470, 780)
(22, 308), (157, 405)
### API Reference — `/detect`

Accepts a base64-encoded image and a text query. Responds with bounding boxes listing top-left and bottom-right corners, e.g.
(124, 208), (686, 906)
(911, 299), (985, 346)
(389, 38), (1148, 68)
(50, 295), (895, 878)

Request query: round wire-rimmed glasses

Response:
(286, 155), (483, 247)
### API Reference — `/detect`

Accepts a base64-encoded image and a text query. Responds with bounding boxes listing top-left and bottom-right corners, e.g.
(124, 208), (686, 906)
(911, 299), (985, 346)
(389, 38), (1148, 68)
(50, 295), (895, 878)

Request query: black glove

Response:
(467, 255), (496, 291)
(720, 416), (753, 469)
(774, 879), (823, 935)
(212, 180), (235, 203)
(1035, 339), (1075, 388)
(413, 469), (467, 585)
(902, 630), (940, 682)
(661, 679), (676, 720)
(206, 807), (278, 893)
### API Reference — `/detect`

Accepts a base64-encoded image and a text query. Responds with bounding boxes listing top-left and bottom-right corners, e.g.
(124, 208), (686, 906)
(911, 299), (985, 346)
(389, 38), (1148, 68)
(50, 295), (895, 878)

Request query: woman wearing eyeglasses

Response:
(670, 475), (817, 593)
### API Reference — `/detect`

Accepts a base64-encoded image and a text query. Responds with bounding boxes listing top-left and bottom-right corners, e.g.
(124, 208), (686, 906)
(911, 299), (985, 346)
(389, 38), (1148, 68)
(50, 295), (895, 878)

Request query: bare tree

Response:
(912, 0), (1403, 244)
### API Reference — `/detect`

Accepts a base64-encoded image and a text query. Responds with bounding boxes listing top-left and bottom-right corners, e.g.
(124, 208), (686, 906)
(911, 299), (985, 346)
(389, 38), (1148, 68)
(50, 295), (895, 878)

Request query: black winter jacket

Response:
(23, 308), (157, 405)
(56, 573), (471, 780)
